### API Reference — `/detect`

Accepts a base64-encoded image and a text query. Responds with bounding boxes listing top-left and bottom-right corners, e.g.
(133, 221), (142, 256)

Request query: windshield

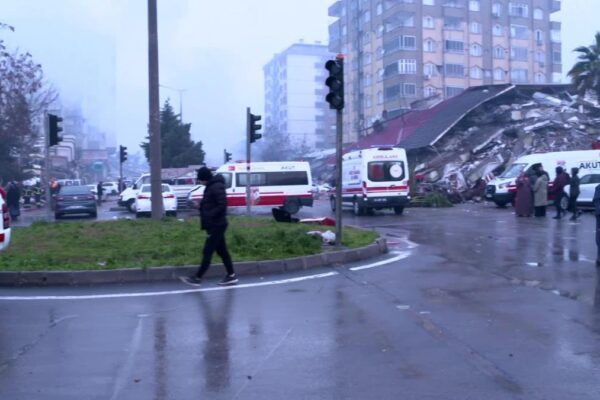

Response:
(59, 186), (91, 195)
(500, 163), (527, 179)
(219, 173), (232, 189)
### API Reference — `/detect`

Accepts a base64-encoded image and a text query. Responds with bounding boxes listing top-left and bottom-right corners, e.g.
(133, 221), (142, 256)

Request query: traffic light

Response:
(119, 145), (128, 163)
(325, 54), (344, 110)
(247, 109), (262, 143)
(48, 114), (63, 146)
(224, 149), (232, 163)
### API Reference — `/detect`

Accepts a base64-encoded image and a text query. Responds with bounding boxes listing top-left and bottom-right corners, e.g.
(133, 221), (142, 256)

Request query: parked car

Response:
(0, 189), (11, 253)
(55, 185), (97, 219)
(565, 173), (600, 209)
(135, 184), (177, 218)
(102, 181), (119, 195)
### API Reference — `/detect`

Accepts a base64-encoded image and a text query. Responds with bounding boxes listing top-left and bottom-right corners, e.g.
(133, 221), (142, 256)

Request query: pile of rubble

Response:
(413, 90), (600, 202)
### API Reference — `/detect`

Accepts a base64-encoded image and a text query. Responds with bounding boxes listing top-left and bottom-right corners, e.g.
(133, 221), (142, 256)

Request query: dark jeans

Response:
(554, 192), (564, 217)
(569, 195), (579, 218)
(196, 225), (234, 278)
(534, 206), (546, 217)
(596, 215), (600, 263)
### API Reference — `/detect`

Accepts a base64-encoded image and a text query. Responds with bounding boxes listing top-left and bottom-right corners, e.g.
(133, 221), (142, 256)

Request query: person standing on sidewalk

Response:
(96, 181), (104, 205)
(6, 181), (21, 222)
(568, 167), (581, 221)
(533, 168), (548, 217)
(181, 167), (237, 286)
(594, 184), (600, 268)
(552, 167), (569, 219)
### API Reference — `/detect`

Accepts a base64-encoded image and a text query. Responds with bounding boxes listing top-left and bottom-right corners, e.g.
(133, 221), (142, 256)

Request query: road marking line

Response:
(0, 272), (339, 301)
(349, 251), (410, 271)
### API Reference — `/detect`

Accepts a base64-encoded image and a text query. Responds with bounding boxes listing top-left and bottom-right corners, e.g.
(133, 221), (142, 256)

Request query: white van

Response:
(486, 150), (600, 207)
(187, 162), (314, 214)
(332, 147), (410, 215)
(0, 190), (11, 253)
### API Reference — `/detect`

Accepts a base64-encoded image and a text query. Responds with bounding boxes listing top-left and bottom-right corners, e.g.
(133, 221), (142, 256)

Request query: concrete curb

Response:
(0, 238), (388, 287)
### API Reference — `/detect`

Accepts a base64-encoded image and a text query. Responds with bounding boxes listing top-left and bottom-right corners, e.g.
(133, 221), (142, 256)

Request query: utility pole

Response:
(148, 0), (163, 220)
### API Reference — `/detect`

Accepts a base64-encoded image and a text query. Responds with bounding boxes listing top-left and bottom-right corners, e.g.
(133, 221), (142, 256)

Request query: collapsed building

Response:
(310, 84), (600, 202)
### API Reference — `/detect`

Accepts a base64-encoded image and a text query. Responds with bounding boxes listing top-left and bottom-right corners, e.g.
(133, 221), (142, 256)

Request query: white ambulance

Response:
(187, 161), (314, 214)
(486, 150), (600, 207)
(331, 147), (410, 215)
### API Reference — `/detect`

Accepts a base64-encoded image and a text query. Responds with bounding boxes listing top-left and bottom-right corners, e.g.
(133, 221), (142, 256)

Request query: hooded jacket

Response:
(200, 174), (228, 231)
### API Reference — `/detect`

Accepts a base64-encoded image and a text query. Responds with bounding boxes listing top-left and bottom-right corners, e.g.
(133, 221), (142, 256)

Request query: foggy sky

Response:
(0, 0), (597, 166)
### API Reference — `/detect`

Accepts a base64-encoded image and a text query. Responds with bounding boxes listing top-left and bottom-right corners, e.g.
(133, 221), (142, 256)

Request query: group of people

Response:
(515, 165), (580, 220)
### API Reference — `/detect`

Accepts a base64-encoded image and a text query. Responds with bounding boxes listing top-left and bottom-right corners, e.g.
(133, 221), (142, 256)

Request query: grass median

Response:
(0, 217), (378, 272)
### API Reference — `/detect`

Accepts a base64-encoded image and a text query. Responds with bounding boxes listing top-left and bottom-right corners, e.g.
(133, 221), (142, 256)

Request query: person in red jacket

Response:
(552, 166), (568, 219)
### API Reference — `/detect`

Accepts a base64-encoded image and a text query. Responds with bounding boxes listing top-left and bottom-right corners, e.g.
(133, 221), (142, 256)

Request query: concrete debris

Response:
(413, 88), (597, 203)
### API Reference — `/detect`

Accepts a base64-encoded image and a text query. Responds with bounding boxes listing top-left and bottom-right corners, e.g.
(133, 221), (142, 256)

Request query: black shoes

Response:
(218, 274), (239, 286)
(180, 276), (202, 286)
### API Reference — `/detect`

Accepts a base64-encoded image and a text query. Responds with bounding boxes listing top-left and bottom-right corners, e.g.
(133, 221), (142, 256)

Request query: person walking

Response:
(5, 181), (21, 221)
(552, 166), (569, 219)
(96, 181), (104, 205)
(568, 167), (581, 221)
(533, 168), (549, 217)
(515, 174), (533, 217)
(181, 167), (237, 286)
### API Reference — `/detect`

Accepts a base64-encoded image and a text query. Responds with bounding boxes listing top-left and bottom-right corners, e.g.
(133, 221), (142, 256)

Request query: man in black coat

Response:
(182, 167), (237, 286)
(568, 167), (581, 221)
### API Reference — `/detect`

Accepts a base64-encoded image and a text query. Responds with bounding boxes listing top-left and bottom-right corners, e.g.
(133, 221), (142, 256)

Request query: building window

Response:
(363, 52), (372, 65)
(444, 16), (463, 30)
(384, 62), (398, 77)
(377, 25), (384, 37)
(365, 95), (372, 108)
(402, 35), (417, 50)
(404, 83), (417, 96)
(445, 40), (464, 53)
(364, 73), (372, 87)
(492, 2), (502, 17)
(378, 91), (384, 104)
(423, 16), (435, 29)
(551, 29), (561, 43)
(493, 24), (503, 36)
(509, 3), (529, 17)
(511, 46), (528, 61)
(377, 46), (384, 59)
(443, 0), (462, 7)
(535, 72), (546, 83)
(399, 59), (417, 74)
(424, 63), (437, 77)
(471, 21), (482, 34)
(342, 25), (347, 35)
(424, 39), (436, 52)
(363, 10), (371, 23)
(445, 86), (464, 97)
(424, 86), (437, 97)
(376, 3), (383, 15)
(445, 63), (465, 77)
(494, 47), (505, 59)
(424, 0), (434, 5)
(385, 85), (400, 100)
(535, 30), (544, 45)
(536, 51), (545, 63)
(378, 68), (384, 81)
(511, 68), (528, 82)
(553, 50), (561, 63)
(385, 11), (415, 31)
(494, 68), (505, 81)
(534, 8), (543, 20)
(469, 1), (480, 11)
(470, 43), (482, 57)
(510, 25), (529, 39)
(470, 66), (482, 79)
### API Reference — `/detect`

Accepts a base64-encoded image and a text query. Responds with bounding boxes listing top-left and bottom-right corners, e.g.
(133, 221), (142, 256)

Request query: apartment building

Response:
(328, 0), (562, 143)
(264, 42), (336, 151)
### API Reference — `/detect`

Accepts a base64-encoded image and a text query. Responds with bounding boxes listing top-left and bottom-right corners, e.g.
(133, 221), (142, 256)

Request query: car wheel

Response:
(393, 206), (404, 215)
(330, 196), (336, 212)
(559, 193), (569, 211)
(494, 201), (507, 208)
(283, 198), (300, 214)
(127, 199), (136, 213)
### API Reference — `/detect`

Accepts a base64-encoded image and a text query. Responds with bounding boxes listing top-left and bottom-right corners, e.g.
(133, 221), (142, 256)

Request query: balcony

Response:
(328, 1), (342, 18)
(550, 0), (561, 13)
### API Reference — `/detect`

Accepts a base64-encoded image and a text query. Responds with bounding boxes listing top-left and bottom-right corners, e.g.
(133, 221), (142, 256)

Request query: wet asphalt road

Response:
(1, 201), (599, 399)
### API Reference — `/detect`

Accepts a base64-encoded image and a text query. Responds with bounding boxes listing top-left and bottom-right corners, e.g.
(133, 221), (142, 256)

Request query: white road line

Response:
(0, 250), (412, 302)
(0, 272), (339, 301)
(349, 251), (411, 271)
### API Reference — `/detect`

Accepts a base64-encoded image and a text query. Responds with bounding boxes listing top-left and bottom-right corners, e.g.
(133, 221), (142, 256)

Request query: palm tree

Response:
(568, 32), (600, 99)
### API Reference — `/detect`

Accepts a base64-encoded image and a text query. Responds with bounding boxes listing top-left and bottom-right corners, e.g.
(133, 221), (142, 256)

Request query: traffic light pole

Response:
(246, 107), (251, 216)
(44, 112), (52, 222)
(335, 110), (343, 246)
